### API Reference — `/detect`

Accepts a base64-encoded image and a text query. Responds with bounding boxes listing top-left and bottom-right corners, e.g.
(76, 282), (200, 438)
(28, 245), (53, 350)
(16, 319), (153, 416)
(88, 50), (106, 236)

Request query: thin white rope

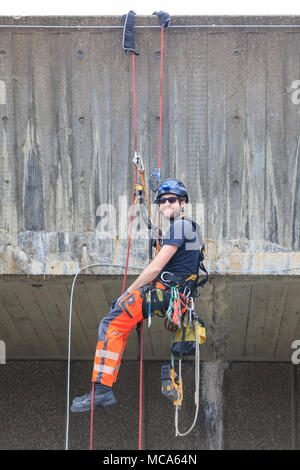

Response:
(65, 262), (143, 451)
(175, 317), (200, 437)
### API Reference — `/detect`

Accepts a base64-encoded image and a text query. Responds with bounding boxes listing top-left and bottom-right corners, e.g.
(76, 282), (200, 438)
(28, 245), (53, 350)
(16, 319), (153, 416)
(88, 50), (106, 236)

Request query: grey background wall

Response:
(0, 360), (298, 450)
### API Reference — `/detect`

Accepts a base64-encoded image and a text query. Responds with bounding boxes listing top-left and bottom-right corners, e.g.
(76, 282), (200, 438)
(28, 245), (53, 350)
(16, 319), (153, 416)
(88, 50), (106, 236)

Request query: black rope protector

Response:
(122, 10), (140, 55)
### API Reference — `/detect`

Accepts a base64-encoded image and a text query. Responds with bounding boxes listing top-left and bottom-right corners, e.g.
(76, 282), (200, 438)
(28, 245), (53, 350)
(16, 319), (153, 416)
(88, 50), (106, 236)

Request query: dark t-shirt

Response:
(158, 216), (203, 276)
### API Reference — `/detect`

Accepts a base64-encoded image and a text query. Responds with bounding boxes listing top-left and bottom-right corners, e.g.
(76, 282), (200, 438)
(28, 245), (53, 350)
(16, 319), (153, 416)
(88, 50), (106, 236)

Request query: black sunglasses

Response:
(158, 196), (178, 205)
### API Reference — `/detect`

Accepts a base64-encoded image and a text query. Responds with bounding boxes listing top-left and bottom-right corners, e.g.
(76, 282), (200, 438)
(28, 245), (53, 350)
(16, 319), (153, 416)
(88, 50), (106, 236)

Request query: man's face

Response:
(158, 193), (185, 220)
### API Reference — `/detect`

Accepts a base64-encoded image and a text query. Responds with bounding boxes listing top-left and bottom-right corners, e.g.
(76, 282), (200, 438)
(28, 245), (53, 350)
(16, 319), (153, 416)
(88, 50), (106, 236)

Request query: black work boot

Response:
(71, 383), (117, 413)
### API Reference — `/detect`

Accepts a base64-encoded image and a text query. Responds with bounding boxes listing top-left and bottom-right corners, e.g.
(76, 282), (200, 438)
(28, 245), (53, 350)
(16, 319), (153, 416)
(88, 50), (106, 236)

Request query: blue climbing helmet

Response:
(155, 178), (189, 203)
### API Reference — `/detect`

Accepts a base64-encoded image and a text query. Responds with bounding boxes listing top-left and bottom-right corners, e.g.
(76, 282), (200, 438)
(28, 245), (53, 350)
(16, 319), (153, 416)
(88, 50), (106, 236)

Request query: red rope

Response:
(90, 30), (165, 448)
(132, 53), (138, 155)
(157, 26), (164, 242)
(131, 52), (144, 451)
(138, 28), (165, 448)
(158, 26), (164, 170)
(90, 54), (138, 452)
(138, 324), (143, 450)
(89, 382), (95, 450)
(122, 53), (144, 451)
(122, 53), (138, 295)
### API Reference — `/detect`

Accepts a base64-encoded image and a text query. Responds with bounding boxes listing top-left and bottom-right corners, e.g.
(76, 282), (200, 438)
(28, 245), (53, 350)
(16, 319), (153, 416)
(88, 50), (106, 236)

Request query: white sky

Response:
(1, 0), (300, 17)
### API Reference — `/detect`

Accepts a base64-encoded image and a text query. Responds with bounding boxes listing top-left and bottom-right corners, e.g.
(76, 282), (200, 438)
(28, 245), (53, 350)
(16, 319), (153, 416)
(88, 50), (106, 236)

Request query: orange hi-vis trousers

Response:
(92, 281), (187, 387)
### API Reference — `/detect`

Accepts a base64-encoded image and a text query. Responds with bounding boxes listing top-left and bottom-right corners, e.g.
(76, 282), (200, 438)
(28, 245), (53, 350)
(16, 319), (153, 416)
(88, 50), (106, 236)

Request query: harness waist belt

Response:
(157, 271), (198, 288)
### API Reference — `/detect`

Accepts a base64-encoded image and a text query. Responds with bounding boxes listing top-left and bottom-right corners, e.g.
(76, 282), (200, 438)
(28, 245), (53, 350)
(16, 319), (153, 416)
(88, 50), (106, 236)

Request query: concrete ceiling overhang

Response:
(0, 274), (299, 362)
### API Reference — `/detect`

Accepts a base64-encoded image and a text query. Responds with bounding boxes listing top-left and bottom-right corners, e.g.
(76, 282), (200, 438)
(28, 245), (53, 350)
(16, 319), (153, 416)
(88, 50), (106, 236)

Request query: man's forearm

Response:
(127, 244), (178, 293)
(127, 264), (160, 293)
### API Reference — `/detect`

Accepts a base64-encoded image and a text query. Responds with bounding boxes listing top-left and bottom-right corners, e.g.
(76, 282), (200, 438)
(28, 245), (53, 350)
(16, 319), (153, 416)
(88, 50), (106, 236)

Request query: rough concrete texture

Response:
(223, 362), (294, 450)
(2, 274), (300, 363)
(1, 17), (300, 277)
(0, 360), (298, 449)
(0, 361), (66, 449)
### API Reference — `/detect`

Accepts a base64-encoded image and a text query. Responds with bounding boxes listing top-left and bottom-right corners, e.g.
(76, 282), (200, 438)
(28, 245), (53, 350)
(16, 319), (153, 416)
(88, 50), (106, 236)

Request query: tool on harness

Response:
(160, 306), (191, 412)
(134, 184), (143, 205)
(122, 11), (140, 56)
(161, 364), (183, 409)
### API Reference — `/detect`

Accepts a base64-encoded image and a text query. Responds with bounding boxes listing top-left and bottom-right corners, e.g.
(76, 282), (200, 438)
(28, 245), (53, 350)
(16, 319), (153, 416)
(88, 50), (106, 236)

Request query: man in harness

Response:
(71, 178), (206, 412)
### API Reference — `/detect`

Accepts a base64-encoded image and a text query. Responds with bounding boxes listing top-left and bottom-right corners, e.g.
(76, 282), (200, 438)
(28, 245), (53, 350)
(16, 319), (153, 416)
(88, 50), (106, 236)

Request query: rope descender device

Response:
(133, 151), (144, 171)
(133, 152), (162, 255)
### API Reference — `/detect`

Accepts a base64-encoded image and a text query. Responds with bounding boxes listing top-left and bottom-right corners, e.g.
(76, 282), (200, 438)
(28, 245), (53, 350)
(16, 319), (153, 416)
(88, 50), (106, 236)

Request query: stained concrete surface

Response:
(1, 16), (300, 277)
(223, 362), (293, 450)
(1, 275), (300, 363)
(0, 360), (298, 450)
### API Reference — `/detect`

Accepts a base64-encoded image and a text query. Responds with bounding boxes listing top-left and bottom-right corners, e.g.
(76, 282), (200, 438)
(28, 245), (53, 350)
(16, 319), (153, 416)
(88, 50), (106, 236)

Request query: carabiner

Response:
(182, 286), (191, 299)
(133, 152), (144, 171)
(161, 271), (173, 284)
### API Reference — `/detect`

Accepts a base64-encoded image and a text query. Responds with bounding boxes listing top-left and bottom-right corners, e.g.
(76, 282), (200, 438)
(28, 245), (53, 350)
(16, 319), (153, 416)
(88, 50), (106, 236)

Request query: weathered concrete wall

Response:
(0, 274), (299, 362)
(0, 16), (299, 276)
(0, 360), (298, 450)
